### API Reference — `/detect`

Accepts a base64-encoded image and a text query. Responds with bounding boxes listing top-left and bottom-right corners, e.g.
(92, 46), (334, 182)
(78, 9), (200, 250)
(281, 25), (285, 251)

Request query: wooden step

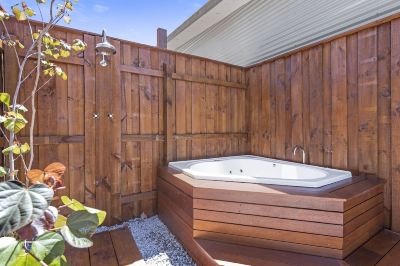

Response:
(191, 230), (400, 266)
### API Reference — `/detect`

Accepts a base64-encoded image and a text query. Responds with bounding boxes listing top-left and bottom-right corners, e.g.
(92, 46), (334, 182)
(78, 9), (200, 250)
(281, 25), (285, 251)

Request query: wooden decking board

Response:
(194, 198), (345, 224)
(110, 227), (143, 265)
(338, 180), (384, 211)
(376, 239), (400, 265)
(89, 232), (119, 266)
(345, 230), (400, 265)
(194, 220), (343, 249)
(65, 227), (143, 266)
(194, 209), (344, 237)
(64, 244), (91, 266)
(198, 239), (346, 266)
(343, 203), (384, 236)
(194, 187), (345, 212)
(194, 230), (343, 259)
(343, 193), (384, 223)
(195, 230), (400, 266)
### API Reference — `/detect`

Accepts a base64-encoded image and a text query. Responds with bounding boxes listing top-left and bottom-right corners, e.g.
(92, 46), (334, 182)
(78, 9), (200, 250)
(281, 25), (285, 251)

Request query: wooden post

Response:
(163, 63), (173, 164)
(157, 28), (167, 49)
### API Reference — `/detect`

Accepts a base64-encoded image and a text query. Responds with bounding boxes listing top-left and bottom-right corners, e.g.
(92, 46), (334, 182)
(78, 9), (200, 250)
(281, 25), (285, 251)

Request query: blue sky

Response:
(3, 0), (207, 45)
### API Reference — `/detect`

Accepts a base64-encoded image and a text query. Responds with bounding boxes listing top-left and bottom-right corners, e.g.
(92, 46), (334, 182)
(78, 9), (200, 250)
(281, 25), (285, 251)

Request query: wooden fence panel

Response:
(2, 21), (247, 224)
(5, 14), (400, 231)
(247, 19), (400, 230)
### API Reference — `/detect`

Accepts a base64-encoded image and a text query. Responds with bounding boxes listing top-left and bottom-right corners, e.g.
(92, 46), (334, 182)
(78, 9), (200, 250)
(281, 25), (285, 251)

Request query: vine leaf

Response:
(60, 210), (98, 248)
(0, 181), (53, 235)
(11, 4), (26, 21)
(31, 232), (64, 264)
(48, 255), (68, 266)
(0, 93), (10, 107)
(61, 196), (106, 225)
(13, 251), (39, 265)
(0, 237), (22, 266)
(54, 214), (67, 228)
(0, 167), (7, 177)
(3, 112), (27, 133)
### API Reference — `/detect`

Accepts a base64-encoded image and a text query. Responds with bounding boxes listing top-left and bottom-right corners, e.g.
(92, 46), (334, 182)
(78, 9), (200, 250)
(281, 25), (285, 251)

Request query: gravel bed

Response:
(96, 215), (196, 266)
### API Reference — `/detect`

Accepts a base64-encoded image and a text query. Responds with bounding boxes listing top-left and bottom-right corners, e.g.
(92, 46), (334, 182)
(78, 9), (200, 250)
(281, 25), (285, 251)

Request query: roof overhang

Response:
(168, 0), (250, 50)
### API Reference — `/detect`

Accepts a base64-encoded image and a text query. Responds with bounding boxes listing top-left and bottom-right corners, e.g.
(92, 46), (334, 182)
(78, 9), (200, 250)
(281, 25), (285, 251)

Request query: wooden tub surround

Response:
(158, 166), (385, 264)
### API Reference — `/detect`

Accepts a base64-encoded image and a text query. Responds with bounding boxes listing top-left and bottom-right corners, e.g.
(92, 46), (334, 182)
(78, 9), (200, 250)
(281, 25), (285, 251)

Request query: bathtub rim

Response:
(168, 155), (352, 188)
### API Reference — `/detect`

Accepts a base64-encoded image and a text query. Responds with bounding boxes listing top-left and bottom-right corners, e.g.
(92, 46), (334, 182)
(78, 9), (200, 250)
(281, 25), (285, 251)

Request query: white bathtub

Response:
(169, 155), (352, 188)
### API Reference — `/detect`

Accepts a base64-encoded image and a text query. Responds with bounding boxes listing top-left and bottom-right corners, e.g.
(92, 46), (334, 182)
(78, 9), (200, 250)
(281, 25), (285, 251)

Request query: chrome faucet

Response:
(293, 145), (306, 164)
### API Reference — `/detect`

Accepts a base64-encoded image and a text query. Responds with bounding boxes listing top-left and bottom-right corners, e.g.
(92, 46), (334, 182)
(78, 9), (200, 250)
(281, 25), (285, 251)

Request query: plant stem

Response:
(22, 243), (48, 266)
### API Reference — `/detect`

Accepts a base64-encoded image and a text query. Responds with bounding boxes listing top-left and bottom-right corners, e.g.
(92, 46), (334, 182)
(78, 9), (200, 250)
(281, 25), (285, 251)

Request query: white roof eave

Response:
(168, 0), (251, 50)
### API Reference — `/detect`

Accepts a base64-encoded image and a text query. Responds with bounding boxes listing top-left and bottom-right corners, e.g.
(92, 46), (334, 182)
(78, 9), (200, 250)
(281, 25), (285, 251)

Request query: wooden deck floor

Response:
(198, 229), (400, 266)
(64, 227), (145, 266)
(62, 222), (400, 265)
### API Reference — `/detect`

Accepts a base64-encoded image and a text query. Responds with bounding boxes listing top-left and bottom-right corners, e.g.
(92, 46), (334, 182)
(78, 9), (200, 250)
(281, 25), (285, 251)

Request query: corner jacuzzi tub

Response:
(169, 155), (352, 188)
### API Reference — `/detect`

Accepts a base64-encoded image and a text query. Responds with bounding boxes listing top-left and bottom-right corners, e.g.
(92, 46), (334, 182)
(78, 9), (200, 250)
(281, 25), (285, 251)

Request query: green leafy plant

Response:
(0, 1), (105, 265)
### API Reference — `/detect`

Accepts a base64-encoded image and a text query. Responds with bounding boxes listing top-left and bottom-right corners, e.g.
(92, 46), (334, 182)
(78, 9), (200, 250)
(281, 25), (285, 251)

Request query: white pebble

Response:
(96, 215), (196, 266)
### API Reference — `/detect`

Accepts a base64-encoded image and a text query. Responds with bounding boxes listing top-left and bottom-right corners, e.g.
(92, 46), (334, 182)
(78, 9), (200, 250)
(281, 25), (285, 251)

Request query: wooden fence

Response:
(2, 20), (247, 225)
(247, 18), (400, 231)
(5, 15), (400, 232)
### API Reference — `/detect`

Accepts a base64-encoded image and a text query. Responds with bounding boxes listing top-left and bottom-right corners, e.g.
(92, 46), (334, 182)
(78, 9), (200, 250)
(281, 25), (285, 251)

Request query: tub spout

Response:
(293, 145), (306, 164)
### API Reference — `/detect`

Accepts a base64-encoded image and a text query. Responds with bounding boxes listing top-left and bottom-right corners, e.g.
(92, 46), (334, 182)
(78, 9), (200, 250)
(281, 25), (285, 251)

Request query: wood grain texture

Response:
(89, 232), (119, 266)
(5, 11), (400, 234)
(65, 227), (143, 266)
(248, 19), (400, 231)
(391, 18), (400, 232)
(159, 169), (384, 261)
(3, 19), (247, 221)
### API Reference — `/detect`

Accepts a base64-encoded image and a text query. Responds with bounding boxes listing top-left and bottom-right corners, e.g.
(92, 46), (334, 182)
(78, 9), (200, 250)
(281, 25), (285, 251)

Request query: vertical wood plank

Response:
(347, 34), (359, 175)
(249, 67), (260, 154)
(290, 53), (303, 162)
(185, 57), (193, 158)
(110, 40), (122, 222)
(83, 34), (96, 207)
(269, 62), (277, 158)
(205, 61), (219, 157)
(331, 37), (348, 169)
(284, 58), (292, 160)
(260, 63), (271, 156)
(323, 43), (333, 167)
(391, 19), (400, 232)
(191, 58), (206, 158)
(218, 65), (228, 155)
(67, 64), (84, 203)
(275, 59), (286, 159)
(95, 34), (111, 223)
(175, 55), (187, 160)
(163, 63), (174, 164)
(377, 23), (392, 227)
(309, 46), (324, 166)
(358, 28), (378, 174)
